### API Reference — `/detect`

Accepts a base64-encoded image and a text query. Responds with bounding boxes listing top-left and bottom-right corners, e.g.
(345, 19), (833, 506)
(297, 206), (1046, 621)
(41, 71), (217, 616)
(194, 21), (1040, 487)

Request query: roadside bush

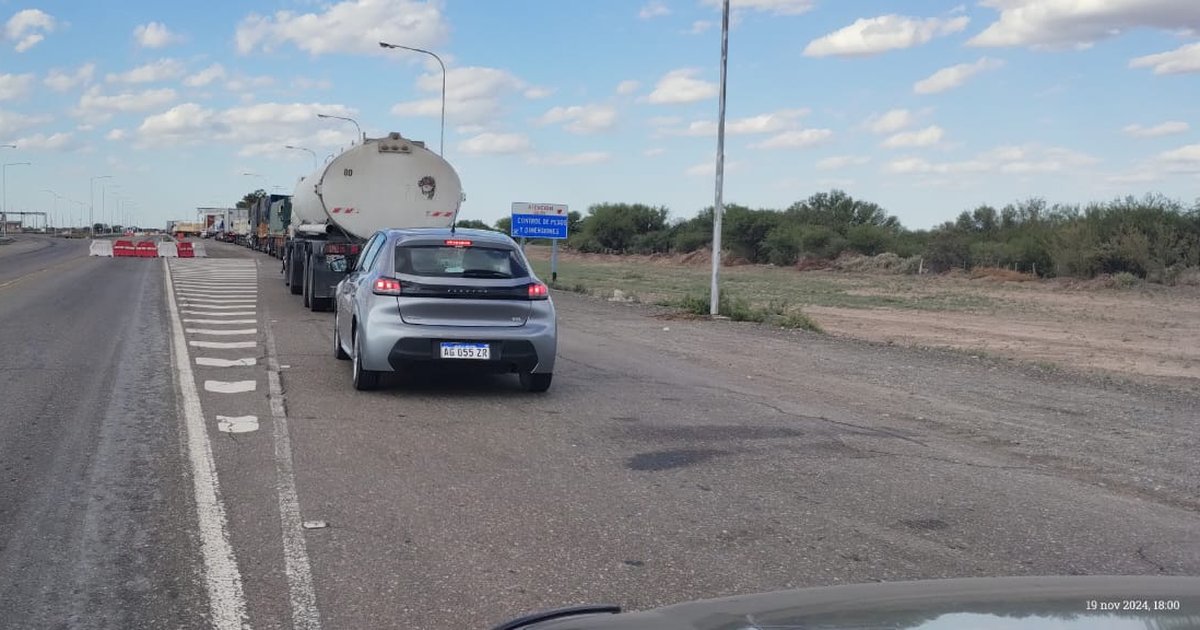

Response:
(762, 223), (805, 266)
(1111, 272), (1139, 289)
(800, 226), (848, 259)
(845, 224), (893, 256)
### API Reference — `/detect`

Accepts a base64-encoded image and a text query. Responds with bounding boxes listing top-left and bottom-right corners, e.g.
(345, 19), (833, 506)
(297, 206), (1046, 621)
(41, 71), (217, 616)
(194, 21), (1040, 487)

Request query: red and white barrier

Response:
(89, 240), (113, 257)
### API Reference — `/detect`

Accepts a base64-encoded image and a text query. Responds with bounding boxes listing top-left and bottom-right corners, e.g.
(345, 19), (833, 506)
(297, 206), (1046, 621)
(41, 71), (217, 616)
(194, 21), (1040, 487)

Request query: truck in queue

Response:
(283, 131), (464, 311)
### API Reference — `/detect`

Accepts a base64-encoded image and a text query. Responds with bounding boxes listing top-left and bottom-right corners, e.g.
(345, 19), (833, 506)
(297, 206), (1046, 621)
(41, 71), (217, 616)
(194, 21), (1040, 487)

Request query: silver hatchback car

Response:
(333, 227), (557, 392)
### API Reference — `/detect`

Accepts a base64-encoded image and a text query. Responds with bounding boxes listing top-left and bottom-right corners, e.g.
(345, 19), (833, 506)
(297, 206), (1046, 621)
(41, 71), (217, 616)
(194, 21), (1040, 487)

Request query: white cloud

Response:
(0, 73), (34, 101)
(804, 15), (969, 57)
(817, 155), (870, 170)
(639, 2), (670, 19)
(78, 87), (179, 115)
(616, 80), (640, 95)
(669, 108), (809, 136)
(914, 58), (1004, 94)
(1129, 42), (1200, 75)
(528, 151), (611, 166)
(44, 63), (96, 92)
(647, 68), (718, 104)
(184, 64), (226, 88)
(1106, 170), (1161, 185)
(969, 0), (1200, 49)
(133, 22), (181, 48)
(135, 101), (359, 150)
(686, 160), (742, 177)
(392, 66), (534, 125)
(863, 108), (915, 134)
(689, 20), (714, 34)
(644, 147), (666, 157)
(236, 0), (447, 56)
(225, 74), (275, 92)
(1157, 143), (1200, 172)
(106, 59), (187, 84)
(885, 144), (1097, 174)
(457, 132), (531, 156)
(106, 129), (128, 141)
(1123, 121), (1190, 138)
(701, 0), (814, 15)
(12, 132), (72, 151)
(523, 86), (554, 99)
(5, 9), (55, 53)
(0, 109), (51, 137)
(882, 125), (944, 148)
(749, 128), (833, 149)
(537, 104), (617, 134)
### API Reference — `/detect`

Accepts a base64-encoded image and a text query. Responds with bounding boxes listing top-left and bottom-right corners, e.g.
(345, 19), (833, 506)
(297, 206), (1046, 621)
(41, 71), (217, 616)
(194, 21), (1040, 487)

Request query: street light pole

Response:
(709, 0), (730, 317)
(89, 175), (112, 238)
(42, 189), (59, 232)
(316, 113), (364, 145)
(3, 161), (32, 237)
(379, 41), (446, 157)
(284, 145), (319, 170)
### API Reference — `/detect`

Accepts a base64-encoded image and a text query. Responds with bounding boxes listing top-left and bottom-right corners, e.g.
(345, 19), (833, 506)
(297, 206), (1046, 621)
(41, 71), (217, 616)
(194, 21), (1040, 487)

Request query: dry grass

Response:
(969, 267), (1040, 282)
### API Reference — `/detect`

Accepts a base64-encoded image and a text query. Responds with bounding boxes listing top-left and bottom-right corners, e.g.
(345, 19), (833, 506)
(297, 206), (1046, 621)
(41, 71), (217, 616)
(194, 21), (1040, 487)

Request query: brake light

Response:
(527, 282), (549, 299)
(373, 278), (403, 295)
(445, 239), (472, 248)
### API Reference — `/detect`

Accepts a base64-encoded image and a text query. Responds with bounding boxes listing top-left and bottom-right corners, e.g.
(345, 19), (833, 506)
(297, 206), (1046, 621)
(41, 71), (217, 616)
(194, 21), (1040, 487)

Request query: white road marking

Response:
(196, 357), (257, 367)
(217, 416), (260, 434)
(190, 341), (257, 349)
(187, 328), (258, 336)
(180, 304), (258, 310)
(263, 293), (323, 630)
(204, 379), (257, 394)
(177, 292), (259, 298)
(181, 300), (258, 306)
(185, 319), (258, 324)
(182, 311), (257, 317)
(176, 286), (258, 291)
(163, 260), (251, 630)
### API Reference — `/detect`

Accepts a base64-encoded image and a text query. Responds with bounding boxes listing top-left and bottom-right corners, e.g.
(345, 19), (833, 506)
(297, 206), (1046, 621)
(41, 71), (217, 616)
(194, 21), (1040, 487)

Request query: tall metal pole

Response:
(379, 41), (447, 156)
(284, 145), (319, 170)
(89, 175), (111, 238)
(316, 114), (364, 144)
(709, 0), (730, 316)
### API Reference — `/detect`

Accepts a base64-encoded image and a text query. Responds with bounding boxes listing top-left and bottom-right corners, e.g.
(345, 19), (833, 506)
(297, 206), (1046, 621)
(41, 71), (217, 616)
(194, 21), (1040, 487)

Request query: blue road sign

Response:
(511, 213), (568, 239)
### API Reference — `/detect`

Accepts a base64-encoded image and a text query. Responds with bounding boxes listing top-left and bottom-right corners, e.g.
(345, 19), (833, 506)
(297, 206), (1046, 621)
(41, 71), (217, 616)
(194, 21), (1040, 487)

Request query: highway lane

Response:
(0, 239), (207, 628)
(3, 237), (1198, 629)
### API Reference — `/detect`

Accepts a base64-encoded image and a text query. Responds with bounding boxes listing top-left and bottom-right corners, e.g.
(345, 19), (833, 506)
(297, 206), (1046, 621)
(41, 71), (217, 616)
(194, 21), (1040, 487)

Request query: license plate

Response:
(440, 342), (490, 360)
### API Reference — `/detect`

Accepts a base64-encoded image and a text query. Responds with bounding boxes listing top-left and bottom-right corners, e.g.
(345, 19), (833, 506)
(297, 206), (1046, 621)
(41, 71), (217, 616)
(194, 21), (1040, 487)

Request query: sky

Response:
(0, 0), (1198, 231)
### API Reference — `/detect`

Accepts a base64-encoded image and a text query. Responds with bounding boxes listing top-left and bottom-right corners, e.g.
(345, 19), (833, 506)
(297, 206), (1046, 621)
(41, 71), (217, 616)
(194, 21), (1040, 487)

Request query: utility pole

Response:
(709, 0), (730, 317)
(379, 41), (447, 156)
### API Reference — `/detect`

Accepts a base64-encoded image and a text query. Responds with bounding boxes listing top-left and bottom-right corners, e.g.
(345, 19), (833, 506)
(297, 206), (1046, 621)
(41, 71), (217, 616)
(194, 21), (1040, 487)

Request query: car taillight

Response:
(527, 282), (549, 299)
(373, 278), (403, 295)
(445, 239), (472, 247)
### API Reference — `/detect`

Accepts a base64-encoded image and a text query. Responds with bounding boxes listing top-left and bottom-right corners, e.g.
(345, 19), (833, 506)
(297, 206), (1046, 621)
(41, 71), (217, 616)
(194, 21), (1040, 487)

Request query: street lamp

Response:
(284, 144), (318, 170)
(2, 161), (32, 237)
(709, 0), (730, 317)
(379, 41), (446, 157)
(102, 182), (119, 231)
(316, 113), (364, 145)
(89, 174), (112, 238)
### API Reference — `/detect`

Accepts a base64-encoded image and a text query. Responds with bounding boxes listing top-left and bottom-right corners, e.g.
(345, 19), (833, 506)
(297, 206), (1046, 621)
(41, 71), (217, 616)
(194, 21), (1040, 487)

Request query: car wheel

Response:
(519, 371), (553, 393)
(334, 312), (349, 360)
(352, 325), (380, 391)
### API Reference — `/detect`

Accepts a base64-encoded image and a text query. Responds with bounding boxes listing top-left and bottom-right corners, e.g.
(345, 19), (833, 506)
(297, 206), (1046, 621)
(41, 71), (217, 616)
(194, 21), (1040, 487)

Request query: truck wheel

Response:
(352, 326), (380, 391)
(302, 264), (311, 308)
(289, 248), (303, 295)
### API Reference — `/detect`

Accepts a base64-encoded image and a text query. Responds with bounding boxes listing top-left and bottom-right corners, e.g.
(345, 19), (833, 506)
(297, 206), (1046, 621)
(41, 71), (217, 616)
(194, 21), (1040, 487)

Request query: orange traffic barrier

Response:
(113, 240), (136, 257)
(135, 241), (159, 258)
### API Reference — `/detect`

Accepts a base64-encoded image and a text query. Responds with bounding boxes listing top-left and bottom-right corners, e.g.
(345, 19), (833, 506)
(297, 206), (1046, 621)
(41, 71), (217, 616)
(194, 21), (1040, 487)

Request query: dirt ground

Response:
(525, 246), (1200, 384)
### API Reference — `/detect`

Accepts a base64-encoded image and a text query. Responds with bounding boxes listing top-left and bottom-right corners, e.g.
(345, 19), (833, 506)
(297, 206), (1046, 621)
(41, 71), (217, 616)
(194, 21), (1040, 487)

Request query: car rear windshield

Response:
(394, 245), (529, 279)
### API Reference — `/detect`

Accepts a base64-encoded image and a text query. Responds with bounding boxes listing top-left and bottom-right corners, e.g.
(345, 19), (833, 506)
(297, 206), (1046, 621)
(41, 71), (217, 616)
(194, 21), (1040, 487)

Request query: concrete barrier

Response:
(89, 240), (113, 257)
(157, 241), (178, 257)
(191, 242), (207, 258)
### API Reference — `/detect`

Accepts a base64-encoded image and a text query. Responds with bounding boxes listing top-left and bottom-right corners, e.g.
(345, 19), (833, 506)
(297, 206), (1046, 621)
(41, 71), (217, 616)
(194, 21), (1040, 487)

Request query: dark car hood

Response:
(505, 576), (1200, 630)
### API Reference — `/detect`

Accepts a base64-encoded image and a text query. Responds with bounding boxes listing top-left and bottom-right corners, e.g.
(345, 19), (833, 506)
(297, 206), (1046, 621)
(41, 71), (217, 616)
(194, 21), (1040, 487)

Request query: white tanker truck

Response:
(284, 132), (465, 311)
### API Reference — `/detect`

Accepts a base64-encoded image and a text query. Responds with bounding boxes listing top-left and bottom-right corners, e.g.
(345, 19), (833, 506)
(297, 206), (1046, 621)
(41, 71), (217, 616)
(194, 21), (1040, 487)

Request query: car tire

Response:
(352, 325), (381, 391)
(334, 312), (349, 360)
(519, 371), (553, 393)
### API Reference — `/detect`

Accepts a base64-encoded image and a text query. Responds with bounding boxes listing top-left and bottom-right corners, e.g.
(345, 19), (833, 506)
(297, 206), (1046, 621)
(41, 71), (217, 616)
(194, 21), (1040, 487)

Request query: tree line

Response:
(458, 190), (1200, 283)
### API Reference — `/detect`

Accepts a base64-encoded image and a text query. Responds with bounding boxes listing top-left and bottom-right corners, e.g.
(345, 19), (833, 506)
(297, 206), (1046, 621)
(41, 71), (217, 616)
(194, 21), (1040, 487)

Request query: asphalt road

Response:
(2, 236), (1198, 629)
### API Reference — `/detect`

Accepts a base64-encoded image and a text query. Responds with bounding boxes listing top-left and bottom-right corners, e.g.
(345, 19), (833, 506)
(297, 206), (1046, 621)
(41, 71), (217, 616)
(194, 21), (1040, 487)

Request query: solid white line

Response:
(180, 305), (258, 310)
(163, 260), (251, 630)
(196, 357), (258, 367)
(186, 328), (257, 336)
(183, 311), (257, 317)
(190, 341), (257, 349)
(175, 283), (259, 288)
(263, 297), (323, 630)
(204, 380), (257, 394)
(184, 319), (258, 325)
(181, 300), (258, 305)
(178, 292), (259, 297)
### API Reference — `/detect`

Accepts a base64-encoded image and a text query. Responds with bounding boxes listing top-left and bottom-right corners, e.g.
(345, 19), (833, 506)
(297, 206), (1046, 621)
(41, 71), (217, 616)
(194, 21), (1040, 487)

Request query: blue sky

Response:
(1, 0), (1198, 230)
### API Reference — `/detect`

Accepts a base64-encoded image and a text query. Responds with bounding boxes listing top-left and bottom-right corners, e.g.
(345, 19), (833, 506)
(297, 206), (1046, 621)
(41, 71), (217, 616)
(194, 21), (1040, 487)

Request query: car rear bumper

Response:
(388, 338), (542, 373)
(359, 314), (556, 374)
